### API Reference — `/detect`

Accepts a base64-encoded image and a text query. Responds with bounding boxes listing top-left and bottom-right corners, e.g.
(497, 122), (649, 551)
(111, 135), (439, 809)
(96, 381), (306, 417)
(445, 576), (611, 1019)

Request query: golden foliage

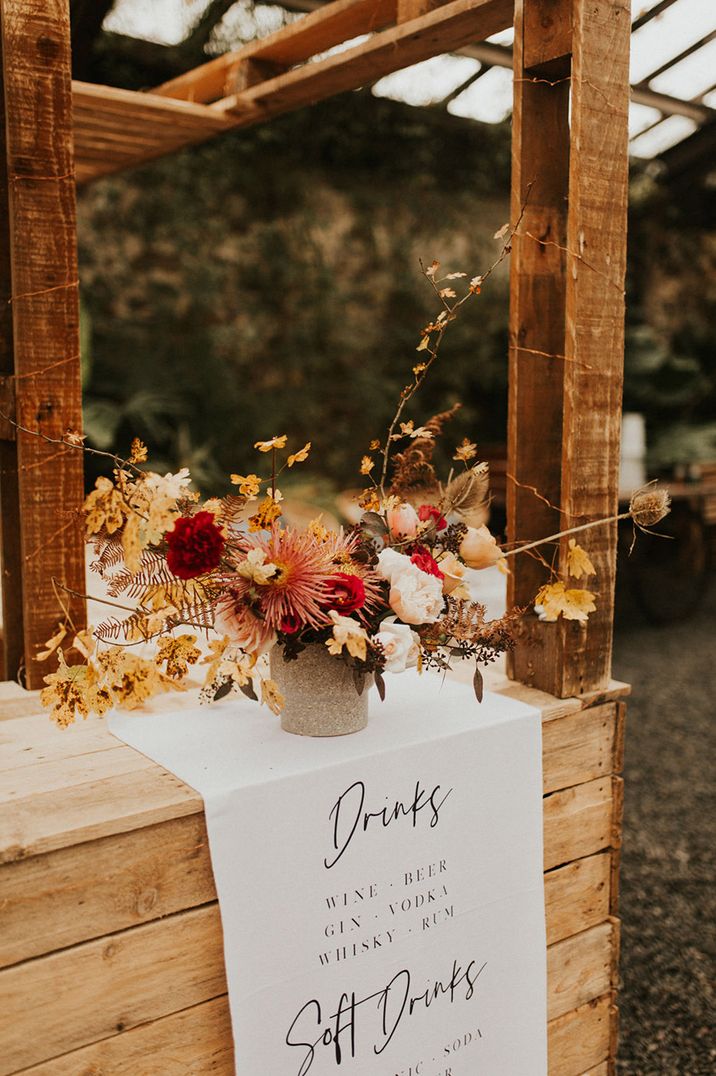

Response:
(566, 539), (596, 579)
(287, 442), (311, 467)
(535, 581), (597, 623)
(84, 477), (128, 536)
(155, 634), (201, 679)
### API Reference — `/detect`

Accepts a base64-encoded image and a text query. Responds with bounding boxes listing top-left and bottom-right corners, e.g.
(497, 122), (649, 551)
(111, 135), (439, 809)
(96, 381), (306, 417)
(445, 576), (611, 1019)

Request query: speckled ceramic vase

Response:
(270, 644), (370, 737)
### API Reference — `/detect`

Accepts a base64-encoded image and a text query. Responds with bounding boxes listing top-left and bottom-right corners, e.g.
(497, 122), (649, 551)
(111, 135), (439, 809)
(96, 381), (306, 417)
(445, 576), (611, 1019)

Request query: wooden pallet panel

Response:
(19, 992), (616, 1076)
(548, 994), (616, 1076)
(0, 905), (617, 1073)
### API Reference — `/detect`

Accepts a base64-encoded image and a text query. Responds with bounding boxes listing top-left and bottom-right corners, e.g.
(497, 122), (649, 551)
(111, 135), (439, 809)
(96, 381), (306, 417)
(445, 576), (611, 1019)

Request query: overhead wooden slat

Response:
(72, 82), (235, 183)
(72, 0), (513, 184)
(154, 0), (399, 103)
(216, 0), (514, 118)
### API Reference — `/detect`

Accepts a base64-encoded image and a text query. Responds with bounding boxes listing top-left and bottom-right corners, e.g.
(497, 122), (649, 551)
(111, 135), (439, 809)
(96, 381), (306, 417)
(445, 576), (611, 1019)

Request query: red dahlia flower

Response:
(418, 504), (447, 531)
(279, 613), (303, 634)
(410, 549), (444, 580)
(321, 572), (366, 615)
(166, 511), (225, 579)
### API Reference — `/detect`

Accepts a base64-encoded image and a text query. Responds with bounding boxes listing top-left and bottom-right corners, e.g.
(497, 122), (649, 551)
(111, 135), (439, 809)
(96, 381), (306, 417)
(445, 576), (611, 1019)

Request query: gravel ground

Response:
(612, 582), (716, 1074)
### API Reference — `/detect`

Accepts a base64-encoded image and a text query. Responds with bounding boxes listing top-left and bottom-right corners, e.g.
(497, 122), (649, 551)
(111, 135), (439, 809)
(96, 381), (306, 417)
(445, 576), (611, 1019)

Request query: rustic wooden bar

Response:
(0, 675), (627, 1074)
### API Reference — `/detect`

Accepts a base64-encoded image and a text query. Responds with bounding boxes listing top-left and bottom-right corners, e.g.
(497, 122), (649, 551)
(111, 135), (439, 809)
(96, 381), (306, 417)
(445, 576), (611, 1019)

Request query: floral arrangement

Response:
(37, 246), (671, 728)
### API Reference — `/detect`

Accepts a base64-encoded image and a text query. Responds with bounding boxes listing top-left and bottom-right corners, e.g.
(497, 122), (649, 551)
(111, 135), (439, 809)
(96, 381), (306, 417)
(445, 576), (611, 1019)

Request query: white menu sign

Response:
(109, 673), (547, 1076)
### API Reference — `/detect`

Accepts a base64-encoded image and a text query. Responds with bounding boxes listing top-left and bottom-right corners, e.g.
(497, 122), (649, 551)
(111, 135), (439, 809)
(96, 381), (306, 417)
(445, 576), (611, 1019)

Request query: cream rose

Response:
(459, 525), (502, 570)
(377, 547), (444, 624)
(373, 620), (420, 673)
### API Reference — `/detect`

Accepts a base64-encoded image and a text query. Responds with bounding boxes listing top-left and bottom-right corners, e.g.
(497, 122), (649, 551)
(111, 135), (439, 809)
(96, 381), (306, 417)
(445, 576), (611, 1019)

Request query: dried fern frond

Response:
(390, 403), (461, 499)
(90, 534), (125, 574)
(442, 462), (490, 527)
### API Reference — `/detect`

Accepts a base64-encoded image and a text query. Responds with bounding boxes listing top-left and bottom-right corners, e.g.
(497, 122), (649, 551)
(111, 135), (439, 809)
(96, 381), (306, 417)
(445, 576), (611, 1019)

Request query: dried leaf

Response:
(37, 623), (68, 661)
(453, 438), (478, 463)
(566, 539), (596, 579)
(493, 222), (510, 239)
(287, 442), (311, 468)
(443, 463), (489, 526)
(473, 664), (484, 704)
(534, 581), (597, 623)
(254, 435), (287, 452)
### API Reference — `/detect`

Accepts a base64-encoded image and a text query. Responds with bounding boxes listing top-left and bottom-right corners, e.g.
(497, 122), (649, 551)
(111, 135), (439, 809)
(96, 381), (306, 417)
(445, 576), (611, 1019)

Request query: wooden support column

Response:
(508, 0), (631, 697)
(0, 0), (85, 688)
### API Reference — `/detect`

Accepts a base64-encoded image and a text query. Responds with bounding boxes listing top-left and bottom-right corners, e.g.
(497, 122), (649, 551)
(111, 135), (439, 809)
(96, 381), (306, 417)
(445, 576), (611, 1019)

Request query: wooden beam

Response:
(508, 0), (630, 697)
(507, 0), (570, 667)
(0, 0), (85, 688)
(217, 0), (513, 119)
(154, 0), (399, 103)
(556, 0), (630, 696)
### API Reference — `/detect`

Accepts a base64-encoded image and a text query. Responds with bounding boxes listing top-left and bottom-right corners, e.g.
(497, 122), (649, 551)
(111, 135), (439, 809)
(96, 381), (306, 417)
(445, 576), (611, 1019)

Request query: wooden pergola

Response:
(0, 0), (629, 1068)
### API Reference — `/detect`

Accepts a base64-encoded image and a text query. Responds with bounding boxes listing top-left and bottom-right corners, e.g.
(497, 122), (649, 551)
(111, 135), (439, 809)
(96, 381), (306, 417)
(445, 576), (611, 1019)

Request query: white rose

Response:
(377, 546), (411, 583)
(374, 621), (420, 673)
(389, 566), (444, 625)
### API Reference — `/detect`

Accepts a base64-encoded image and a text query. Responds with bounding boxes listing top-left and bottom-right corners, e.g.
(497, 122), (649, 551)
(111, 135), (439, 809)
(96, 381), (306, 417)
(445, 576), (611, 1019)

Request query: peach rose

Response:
(386, 502), (419, 540)
(459, 525), (502, 570)
(438, 551), (467, 594)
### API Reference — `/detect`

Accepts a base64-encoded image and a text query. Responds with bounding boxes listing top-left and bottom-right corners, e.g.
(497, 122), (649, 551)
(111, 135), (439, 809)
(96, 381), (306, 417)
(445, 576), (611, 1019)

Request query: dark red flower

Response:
(418, 504), (447, 531)
(280, 613), (302, 635)
(166, 511), (225, 579)
(321, 572), (366, 615)
(410, 549), (444, 580)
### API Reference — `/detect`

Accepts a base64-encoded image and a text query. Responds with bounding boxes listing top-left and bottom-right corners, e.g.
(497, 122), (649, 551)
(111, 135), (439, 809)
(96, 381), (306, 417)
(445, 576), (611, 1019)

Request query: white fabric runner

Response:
(109, 672), (547, 1076)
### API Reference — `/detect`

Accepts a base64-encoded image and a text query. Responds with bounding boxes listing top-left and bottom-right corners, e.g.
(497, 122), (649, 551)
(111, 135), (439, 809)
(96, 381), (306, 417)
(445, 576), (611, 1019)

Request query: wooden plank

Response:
(0, 904), (228, 1074)
(0, 765), (203, 864)
(0, 813), (216, 969)
(0, 0), (86, 688)
(547, 919), (617, 1021)
(72, 80), (235, 182)
(1, 903), (616, 1072)
(544, 852), (610, 946)
(547, 994), (615, 1076)
(217, 0), (514, 118)
(155, 0), (398, 103)
(0, 742), (155, 801)
(19, 996), (235, 1076)
(543, 776), (614, 871)
(506, 0), (570, 680)
(18, 991), (616, 1075)
(542, 702), (618, 793)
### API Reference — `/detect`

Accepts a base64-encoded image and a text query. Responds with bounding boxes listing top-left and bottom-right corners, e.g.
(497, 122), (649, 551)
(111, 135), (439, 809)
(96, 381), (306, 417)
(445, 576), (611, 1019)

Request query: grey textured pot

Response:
(269, 644), (370, 737)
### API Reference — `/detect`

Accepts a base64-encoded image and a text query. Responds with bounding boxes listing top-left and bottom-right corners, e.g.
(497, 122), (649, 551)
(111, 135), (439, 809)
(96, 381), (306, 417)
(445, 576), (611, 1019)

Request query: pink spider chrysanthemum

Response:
(217, 528), (335, 646)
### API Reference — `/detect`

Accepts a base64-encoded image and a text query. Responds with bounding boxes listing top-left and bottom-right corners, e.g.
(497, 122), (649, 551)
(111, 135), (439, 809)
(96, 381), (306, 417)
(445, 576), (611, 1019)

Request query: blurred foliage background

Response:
(74, 4), (716, 495)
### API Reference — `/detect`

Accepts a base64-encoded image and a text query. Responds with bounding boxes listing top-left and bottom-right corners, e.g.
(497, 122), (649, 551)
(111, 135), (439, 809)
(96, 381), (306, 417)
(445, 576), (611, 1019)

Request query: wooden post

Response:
(508, 0), (630, 697)
(0, 0), (85, 688)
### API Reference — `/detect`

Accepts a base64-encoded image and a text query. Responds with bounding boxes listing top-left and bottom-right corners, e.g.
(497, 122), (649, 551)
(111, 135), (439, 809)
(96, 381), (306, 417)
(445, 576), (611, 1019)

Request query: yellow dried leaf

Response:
(84, 476), (128, 536)
(425, 260), (440, 279)
(121, 511), (145, 573)
(360, 455), (375, 476)
(416, 336), (430, 352)
(261, 678), (285, 715)
(453, 438), (477, 462)
(254, 435), (287, 452)
(534, 581), (597, 623)
(36, 623), (68, 662)
(287, 442), (311, 468)
(230, 473), (261, 499)
(155, 634), (201, 679)
(566, 539), (596, 579)
(129, 437), (148, 464)
(248, 495), (283, 532)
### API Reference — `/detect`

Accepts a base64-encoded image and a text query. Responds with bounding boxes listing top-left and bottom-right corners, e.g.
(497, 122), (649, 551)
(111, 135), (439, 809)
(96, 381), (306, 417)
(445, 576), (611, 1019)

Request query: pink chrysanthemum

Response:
(220, 528), (335, 643)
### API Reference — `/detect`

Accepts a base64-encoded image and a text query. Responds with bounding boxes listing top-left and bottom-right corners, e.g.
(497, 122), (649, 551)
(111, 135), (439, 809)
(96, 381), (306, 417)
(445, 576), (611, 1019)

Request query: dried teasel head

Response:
(629, 485), (671, 528)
